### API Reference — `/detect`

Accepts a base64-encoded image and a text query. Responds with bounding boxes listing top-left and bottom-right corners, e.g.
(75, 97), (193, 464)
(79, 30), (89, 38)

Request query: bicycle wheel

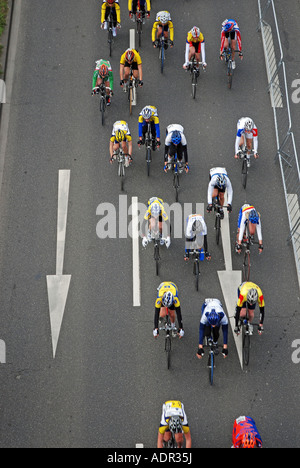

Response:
(118, 161), (125, 191)
(173, 173), (179, 202)
(137, 19), (142, 47)
(242, 158), (248, 189)
(243, 329), (250, 366)
(208, 351), (214, 385)
(129, 85), (133, 115)
(146, 147), (151, 177)
(242, 251), (251, 282)
(165, 335), (171, 369)
(193, 259), (200, 291)
(215, 215), (221, 245)
(100, 96), (105, 126)
(108, 27), (113, 57)
(154, 242), (160, 276)
(227, 61), (233, 89)
(160, 43), (164, 74)
(192, 71), (197, 99)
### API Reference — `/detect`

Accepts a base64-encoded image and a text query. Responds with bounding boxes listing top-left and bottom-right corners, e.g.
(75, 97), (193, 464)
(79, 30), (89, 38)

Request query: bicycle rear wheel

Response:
(242, 251), (251, 282)
(243, 329), (250, 366)
(193, 259), (200, 291)
(242, 158), (248, 189)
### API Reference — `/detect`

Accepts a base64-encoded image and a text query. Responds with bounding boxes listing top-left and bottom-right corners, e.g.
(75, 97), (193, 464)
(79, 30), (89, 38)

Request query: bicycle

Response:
(112, 148), (130, 191)
(237, 146), (255, 189)
(187, 248), (205, 292)
(106, 11), (114, 57)
(240, 222), (260, 282)
(165, 153), (185, 202)
(237, 304), (259, 367)
(93, 81), (112, 126)
(123, 66), (139, 115)
(144, 122), (157, 177)
(220, 40), (242, 89)
(133, 1), (148, 48)
(187, 56), (205, 99)
(151, 228), (162, 276)
(159, 308), (178, 369)
(204, 335), (219, 386)
(156, 36), (172, 74)
(212, 197), (223, 245)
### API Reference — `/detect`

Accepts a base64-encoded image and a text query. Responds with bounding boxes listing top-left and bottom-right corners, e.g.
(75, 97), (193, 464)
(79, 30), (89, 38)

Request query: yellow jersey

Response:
(128, 0), (151, 10)
(101, 1), (121, 24)
(186, 31), (204, 45)
(110, 120), (132, 143)
(159, 401), (190, 435)
(144, 197), (168, 221)
(155, 282), (180, 309)
(152, 21), (174, 42)
(120, 49), (142, 66)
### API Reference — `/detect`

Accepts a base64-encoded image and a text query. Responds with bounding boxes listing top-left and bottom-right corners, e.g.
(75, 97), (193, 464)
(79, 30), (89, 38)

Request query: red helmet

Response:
(242, 433), (256, 448)
(125, 49), (135, 63)
(107, 0), (115, 4)
(99, 64), (108, 77)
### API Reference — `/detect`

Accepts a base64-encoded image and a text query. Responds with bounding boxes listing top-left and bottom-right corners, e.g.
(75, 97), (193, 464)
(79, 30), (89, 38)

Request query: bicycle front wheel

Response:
(118, 162), (125, 191)
(160, 45), (164, 74)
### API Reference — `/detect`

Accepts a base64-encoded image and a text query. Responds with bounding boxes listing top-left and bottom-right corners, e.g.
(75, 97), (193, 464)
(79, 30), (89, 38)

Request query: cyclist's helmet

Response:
(216, 174), (226, 190)
(162, 291), (174, 308)
(107, 0), (115, 4)
(207, 309), (220, 326)
(171, 130), (182, 145)
(156, 11), (171, 24)
(222, 19), (234, 32)
(191, 26), (201, 39)
(141, 106), (153, 120)
(168, 416), (182, 434)
(244, 118), (254, 131)
(115, 130), (125, 142)
(150, 202), (161, 217)
(99, 64), (108, 78)
(125, 49), (135, 64)
(192, 218), (202, 232)
(249, 209), (259, 224)
(241, 433), (256, 448)
(247, 288), (258, 305)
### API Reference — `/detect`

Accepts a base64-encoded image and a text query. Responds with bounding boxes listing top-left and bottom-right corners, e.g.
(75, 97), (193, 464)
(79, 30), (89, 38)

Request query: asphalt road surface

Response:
(0, 0), (299, 448)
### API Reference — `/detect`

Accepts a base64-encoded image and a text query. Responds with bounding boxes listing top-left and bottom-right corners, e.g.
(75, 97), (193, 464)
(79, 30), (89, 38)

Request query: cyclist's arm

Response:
(128, 0), (132, 11)
(236, 30), (242, 52)
(92, 70), (99, 89)
(226, 177), (234, 206)
(157, 430), (165, 448)
(154, 307), (161, 329)
(168, 21), (174, 41)
(184, 42), (190, 64)
(101, 4), (107, 23)
(238, 214), (247, 243)
(182, 144), (188, 163)
(203, 234), (208, 254)
(152, 22), (158, 42)
(253, 128), (258, 153)
(220, 31), (226, 54)
(235, 134), (241, 155)
(108, 70), (114, 91)
(138, 117), (144, 138)
(221, 323), (229, 345)
(138, 63), (143, 81)
(146, 0), (151, 11)
(175, 306), (183, 329)
(153, 117), (160, 139)
(115, 4), (121, 23)
(207, 179), (215, 205)
(126, 137), (133, 156)
(109, 139), (115, 157)
(185, 429), (192, 448)
(259, 307), (265, 325)
(201, 40), (206, 63)
(256, 221), (263, 242)
(119, 63), (125, 80)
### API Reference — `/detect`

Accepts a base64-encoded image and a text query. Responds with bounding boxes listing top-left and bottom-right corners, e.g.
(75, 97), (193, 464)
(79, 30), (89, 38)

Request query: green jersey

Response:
(92, 59), (114, 91)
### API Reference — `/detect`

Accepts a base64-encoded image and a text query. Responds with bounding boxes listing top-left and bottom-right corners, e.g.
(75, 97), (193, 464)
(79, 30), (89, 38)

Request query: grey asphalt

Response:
(0, 0), (299, 448)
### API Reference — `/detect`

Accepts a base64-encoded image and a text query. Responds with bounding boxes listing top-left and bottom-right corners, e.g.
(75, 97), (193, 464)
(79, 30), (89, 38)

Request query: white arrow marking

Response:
(46, 170), (71, 358)
(217, 195), (243, 369)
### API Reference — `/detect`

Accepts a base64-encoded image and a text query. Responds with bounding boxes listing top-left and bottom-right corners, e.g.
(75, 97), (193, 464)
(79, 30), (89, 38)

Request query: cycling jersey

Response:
(185, 214), (207, 240)
(152, 19), (174, 42)
(186, 31), (205, 45)
(93, 59), (114, 91)
(165, 125), (187, 147)
(110, 120), (132, 143)
(128, 0), (151, 11)
(237, 204), (262, 243)
(138, 106), (160, 138)
(144, 197), (168, 222)
(154, 282), (182, 330)
(199, 299), (228, 345)
(101, 1), (121, 24)
(235, 117), (258, 154)
(185, 30), (206, 65)
(220, 19), (242, 54)
(159, 401), (190, 435)
(120, 49), (142, 66)
(207, 167), (233, 205)
(232, 416), (262, 448)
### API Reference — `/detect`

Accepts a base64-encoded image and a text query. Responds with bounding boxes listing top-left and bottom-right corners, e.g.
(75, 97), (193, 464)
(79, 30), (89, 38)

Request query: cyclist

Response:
(234, 117), (259, 167)
(220, 19), (243, 69)
(183, 26), (207, 71)
(138, 106), (161, 150)
(153, 282), (184, 339)
(232, 416), (263, 448)
(157, 400), (192, 448)
(128, 0), (151, 20)
(141, 197), (171, 249)
(207, 167), (233, 219)
(120, 49), (143, 89)
(101, 0), (121, 37)
(234, 282), (265, 336)
(235, 204), (263, 254)
(164, 124), (189, 173)
(196, 298), (229, 359)
(92, 59), (114, 106)
(184, 214), (211, 261)
(109, 120), (133, 166)
(152, 11), (174, 49)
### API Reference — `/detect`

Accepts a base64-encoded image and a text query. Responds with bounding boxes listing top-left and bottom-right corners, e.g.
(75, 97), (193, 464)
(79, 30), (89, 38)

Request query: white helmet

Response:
(156, 11), (171, 24)
(191, 26), (201, 38)
(141, 106), (153, 120)
(244, 118), (254, 131)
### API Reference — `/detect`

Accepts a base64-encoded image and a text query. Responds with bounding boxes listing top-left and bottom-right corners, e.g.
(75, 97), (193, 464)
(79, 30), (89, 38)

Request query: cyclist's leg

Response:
(157, 25), (163, 40)
(123, 65), (130, 82)
(212, 326), (220, 344)
(150, 121), (157, 149)
(245, 136), (253, 153)
(231, 32), (237, 61)
(132, 0), (138, 15)
(174, 433), (184, 448)
(163, 25), (169, 48)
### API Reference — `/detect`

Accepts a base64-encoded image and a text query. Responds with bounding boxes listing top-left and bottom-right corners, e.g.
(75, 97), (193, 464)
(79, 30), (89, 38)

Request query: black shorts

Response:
(225, 31), (236, 40)
(190, 41), (201, 53)
(124, 61), (138, 70)
(214, 186), (226, 193)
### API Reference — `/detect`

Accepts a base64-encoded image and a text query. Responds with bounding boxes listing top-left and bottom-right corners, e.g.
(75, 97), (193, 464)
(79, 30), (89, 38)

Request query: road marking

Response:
(217, 195), (243, 369)
(131, 196), (141, 307)
(0, 80), (6, 103)
(0, 339), (6, 363)
(46, 170), (71, 358)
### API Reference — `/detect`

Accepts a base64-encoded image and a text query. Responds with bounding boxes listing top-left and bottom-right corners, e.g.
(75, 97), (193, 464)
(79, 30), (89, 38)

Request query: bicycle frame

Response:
(221, 37), (241, 89)
(145, 122), (155, 176)
(127, 66), (138, 115)
(107, 11), (114, 57)
(238, 146), (255, 189)
(189, 57), (203, 99)
(159, 309), (177, 370)
(212, 197), (223, 245)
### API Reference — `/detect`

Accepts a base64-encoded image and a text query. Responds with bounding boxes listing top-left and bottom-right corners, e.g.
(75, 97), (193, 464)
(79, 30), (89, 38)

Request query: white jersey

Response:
(201, 299), (228, 326)
(238, 204), (262, 242)
(160, 401), (188, 427)
(165, 124), (187, 146)
(207, 167), (233, 205)
(235, 117), (258, 154)
(185, 214), (207, 240)
(111, 120), (131, 136)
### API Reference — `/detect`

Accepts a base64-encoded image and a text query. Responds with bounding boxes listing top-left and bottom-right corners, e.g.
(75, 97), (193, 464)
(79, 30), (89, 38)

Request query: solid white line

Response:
(56, 170), (71, 275)
(0, 80), (6, 104)
(132, 196), (141, 307)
